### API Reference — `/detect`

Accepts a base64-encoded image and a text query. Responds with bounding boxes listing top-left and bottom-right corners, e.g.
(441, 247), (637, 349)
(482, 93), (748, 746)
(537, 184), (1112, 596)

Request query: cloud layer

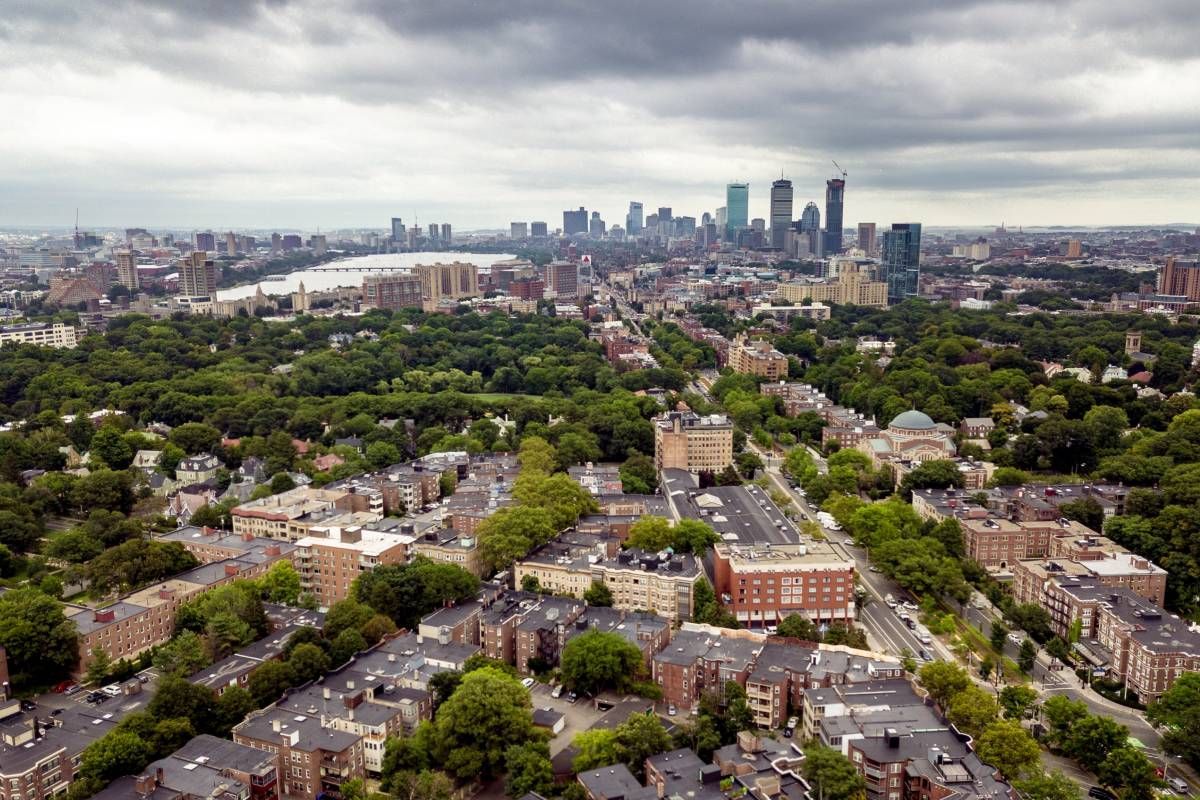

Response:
(2, 0), (1198, 230)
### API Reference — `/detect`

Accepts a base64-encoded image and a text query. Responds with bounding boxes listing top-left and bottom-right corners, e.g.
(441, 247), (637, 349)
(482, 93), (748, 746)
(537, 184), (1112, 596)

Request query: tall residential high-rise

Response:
(881, 223), (922, 304)
(544, 260), (580, 299)
(363, 273), (422, 310)
(115, 249), (139, 291)
(769, 179), (793, 250)
(194, 231), (215, 252)
(310, 234), (327, 256)
(715, 207), (727, 231)
(725, 183), (749, 241)
(626, 202), (644, 234)
(857, 223), (876, 255)
(416, 262), (479, 305)
(225, 231), (238, 256)
(657, 207), (673, 223)
(510, 222), (528, 239)
(530, 221), (548, 237)
(428, 223), (438, 240)
(390, 217), (404, 242)
(1157, 256), (1200, 300)
(798, 202), (823, 257)
(824, 178), (845, 256)
(589, 211), (606, 237)
(441, 223), (452, 244)
(563, 207), (588, 235)
(179, 251), (216, 299)
(270, 232), (281, 255)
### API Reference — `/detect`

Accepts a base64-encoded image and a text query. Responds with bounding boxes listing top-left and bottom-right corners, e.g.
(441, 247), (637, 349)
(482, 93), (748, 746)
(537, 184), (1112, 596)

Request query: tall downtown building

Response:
(881, 223), (922, 304)
(626, 202), (644, 234)
(824, 178), (845, 256)
(769, 179), (793, 250)
(725, 182), (749, 241)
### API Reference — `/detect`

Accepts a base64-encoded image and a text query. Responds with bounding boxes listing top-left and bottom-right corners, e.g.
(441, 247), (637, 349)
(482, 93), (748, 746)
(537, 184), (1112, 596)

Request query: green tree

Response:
(512, 471), (598, 530)
(1018, 638), (1037, 672)
(215, 685), (257, 736)
(78, 730), (154, 783)
(777, 614), (819, 641)
(803, 744), (868, 800)
(583, 581), (613, 607)
(571, 729), (621, 772)
(152, 630), (209, 676)
(1062, 714), (1128, 771)
(85, 647), (113, 685)
(613, 711), (673, 779)
(504, 741), (554, 799)
(945, 685), (1000, 738)
(560, 630), (644, 695)
(989, 621), (1009, 653)
(323, 598), (375, 639)
(248, 659), (292, 706)
(918, 661), (970, 708)
(1098, 747), (1161, 800)
(1041, 695), (1089, 747)
(619, 453), (658, 494)
(330, 628), (368, 665)
(89, 426), (134, 470)
(517, 436), (558, 474)
(0, 587), (80, 689)
(287, 642), (331, 685)
(148, 675), (218, 735)
(430, 666), (540, 780)
(1147, 672), (1200, 767)
(999, 685), (1038, 719)
(1013, 771), (1082, 800)
(45, 529), (104, 562)
(168, 422), (222, 455)
(625, 516), (674, 552)
(366, 440), (401, 469)
(975, 719), (1041, 779)
(520, 574), (541, 593)
(256, 560), (302, 604)
(476, 505), (556, 573)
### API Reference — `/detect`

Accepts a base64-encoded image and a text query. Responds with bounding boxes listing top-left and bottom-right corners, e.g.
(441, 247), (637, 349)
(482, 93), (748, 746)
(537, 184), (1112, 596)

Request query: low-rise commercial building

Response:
(0, 322), (80, 349)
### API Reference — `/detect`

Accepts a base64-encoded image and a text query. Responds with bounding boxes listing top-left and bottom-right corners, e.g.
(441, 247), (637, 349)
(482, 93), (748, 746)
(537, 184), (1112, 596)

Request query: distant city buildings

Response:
(725, 182), (749, 241)
(881, 222), (922, 304)
(0, 321), (80, 349)
(824, 177), (845, 255)
(769, 179), (793, 250)
(857, 222), (876, 255)
(563, 206), (588, 235)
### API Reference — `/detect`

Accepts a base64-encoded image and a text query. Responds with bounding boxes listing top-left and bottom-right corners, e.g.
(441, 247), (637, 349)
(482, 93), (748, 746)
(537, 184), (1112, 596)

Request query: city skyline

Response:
(3, 1), (1200, 229)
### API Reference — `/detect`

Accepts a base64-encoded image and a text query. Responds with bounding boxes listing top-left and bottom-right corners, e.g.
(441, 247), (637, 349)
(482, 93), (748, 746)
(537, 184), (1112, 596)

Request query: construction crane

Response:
(832, 160), (847, 180)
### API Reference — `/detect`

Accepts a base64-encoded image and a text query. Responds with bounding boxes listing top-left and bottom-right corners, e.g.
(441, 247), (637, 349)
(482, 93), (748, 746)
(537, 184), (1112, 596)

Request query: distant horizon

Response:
(4, 220), (1198, 238)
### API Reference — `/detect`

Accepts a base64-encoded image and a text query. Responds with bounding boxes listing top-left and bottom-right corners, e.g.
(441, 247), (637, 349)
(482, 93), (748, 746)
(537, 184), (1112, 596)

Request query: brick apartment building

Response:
(233, 709), (365, 800)
(653, 411), (734, 472)
(711, 542), (857, 626)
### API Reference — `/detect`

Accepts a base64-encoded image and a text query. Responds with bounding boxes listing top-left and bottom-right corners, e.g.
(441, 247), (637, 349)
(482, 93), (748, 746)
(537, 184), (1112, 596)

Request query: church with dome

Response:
(857, 409), (956, 471)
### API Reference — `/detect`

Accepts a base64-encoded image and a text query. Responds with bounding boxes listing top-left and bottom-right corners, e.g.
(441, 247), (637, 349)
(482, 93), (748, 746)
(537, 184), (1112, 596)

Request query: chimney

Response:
(265, 545), (281, 557)
(224, 564), (241, 577)
(93, 608), (115, 623)
(156, 767), (163, 786)
(242, 531), (255, 542)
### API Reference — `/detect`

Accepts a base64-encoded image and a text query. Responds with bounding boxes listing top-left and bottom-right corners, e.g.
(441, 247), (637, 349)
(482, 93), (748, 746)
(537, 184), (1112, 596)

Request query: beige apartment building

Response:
(295, 525), (412, 608)
(776, 260), (887, 308)
(727, 334), (789, 379)
(416, 262), (479, 306)
(231, 486), (364, 541)
(653, 411), (734, 472)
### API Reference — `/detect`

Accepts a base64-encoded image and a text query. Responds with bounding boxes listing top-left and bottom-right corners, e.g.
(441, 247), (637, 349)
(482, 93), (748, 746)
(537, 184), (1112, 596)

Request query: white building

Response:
(0, 322), (80, 349)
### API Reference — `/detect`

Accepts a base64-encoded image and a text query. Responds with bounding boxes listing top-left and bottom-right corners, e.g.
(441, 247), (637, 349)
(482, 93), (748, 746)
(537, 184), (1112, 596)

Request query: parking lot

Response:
(29, 668), (161, 722)
(527, 681), (607, 756)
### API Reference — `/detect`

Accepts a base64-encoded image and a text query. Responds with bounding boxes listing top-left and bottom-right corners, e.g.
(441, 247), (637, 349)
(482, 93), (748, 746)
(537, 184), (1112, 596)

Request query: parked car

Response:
(918, 649), (932, 661)
(63, 684), (82, 696)
(1088, 787), (1117, 800)
(19, 700), (36, 712)
(567, 692), (579, 704)
(551, 684), (563, 699)
(1167, 778), (1189, 795)
(1007, 632), (1026, 646)
(49, 708), (63, 717)
(668, 704), (677, 717)
(520, 677), (535, 689)
(868, 565), (881, 573)
(101, 684), (122, 697)
(783, 725), (794, 738)
(884, 595), (897, 609)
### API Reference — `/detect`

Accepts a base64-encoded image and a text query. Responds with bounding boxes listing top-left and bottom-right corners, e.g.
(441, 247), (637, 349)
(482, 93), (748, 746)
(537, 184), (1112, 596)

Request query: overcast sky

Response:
(3, 0), (1199, 231)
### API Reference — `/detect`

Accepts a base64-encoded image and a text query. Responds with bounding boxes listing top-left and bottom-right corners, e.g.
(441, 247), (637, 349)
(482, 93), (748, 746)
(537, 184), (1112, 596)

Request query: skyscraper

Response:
(769, 179), (793, 250)
(881, 223), (922, 304)
(225, 231), (238, 256)
(857, 223), (876, 255)
(530, 221), (548, 237)
(441, 223), (452, 244)
(428, 223), (438, 240)
(725, 183), (749, 241)
(657, 207), (673, 223)
(115, 249), (139, 291)
(626, 202), (643, 234)
(391, 217), (404, 242)
(824, 178), (845, 256)
(179, 251), (216, 299)
(511, 222), (528, 239)
(195, 232), (216, 252)
(589, 212), (606, 237)
(563, 207), (588, 235)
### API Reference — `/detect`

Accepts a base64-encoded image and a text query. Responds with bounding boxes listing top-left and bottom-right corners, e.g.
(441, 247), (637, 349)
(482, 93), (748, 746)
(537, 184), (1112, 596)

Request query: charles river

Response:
(215, 252), (514, 301)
